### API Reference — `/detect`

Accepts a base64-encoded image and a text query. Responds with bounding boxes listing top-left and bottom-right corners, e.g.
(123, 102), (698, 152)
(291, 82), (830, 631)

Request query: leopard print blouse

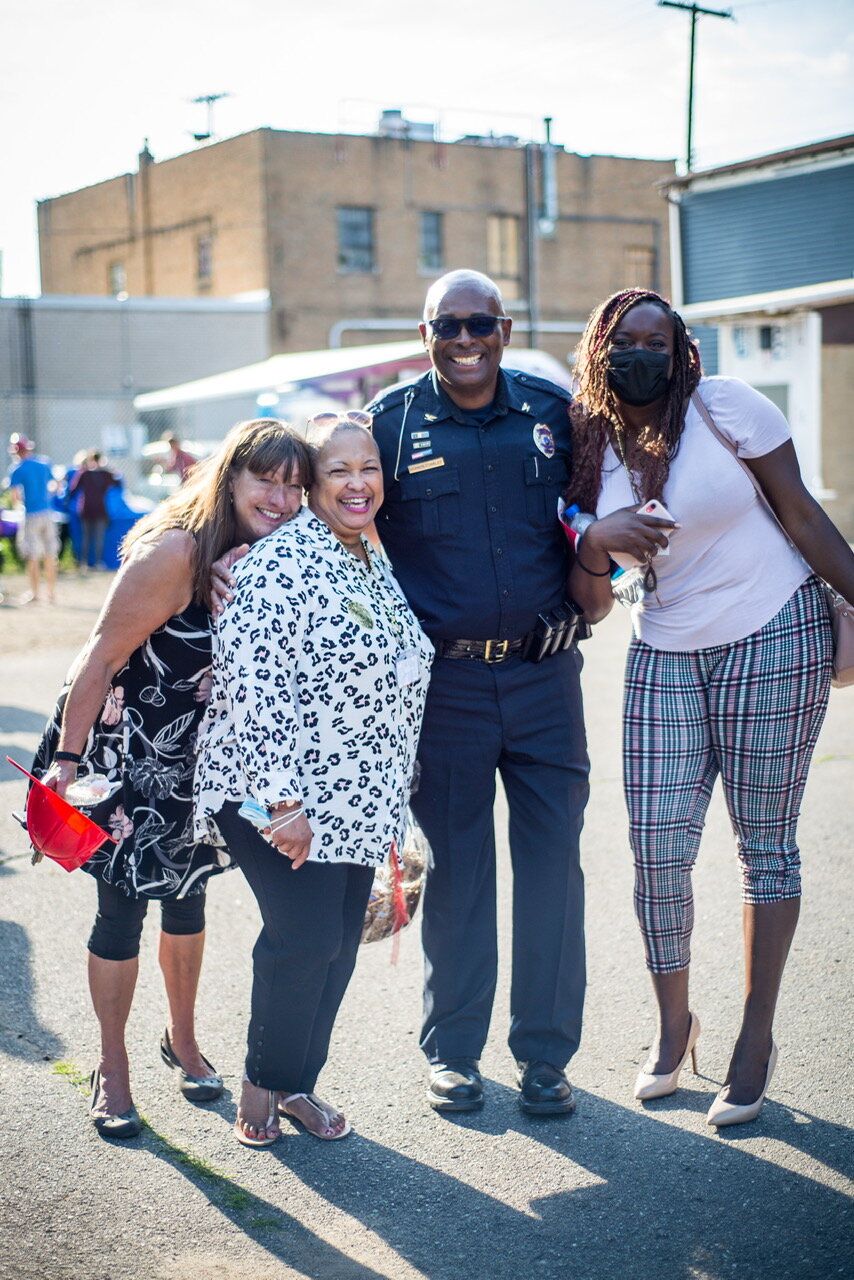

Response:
(193, 507), (433, 867)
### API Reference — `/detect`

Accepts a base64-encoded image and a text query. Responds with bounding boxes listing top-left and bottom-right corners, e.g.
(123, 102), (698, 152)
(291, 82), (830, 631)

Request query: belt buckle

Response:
(483, 639), (509, 663)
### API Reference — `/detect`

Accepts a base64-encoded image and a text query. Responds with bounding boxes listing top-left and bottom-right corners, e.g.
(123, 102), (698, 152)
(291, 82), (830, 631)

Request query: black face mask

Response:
(607, 349), (671, 407)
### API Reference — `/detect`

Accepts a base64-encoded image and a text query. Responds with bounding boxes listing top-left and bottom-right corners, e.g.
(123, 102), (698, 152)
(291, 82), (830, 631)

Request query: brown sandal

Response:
(279, 1091), (352, 1140)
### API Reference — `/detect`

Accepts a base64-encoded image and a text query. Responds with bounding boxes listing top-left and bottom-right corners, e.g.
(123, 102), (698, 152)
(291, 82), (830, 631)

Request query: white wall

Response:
(716, 310), (825, 493)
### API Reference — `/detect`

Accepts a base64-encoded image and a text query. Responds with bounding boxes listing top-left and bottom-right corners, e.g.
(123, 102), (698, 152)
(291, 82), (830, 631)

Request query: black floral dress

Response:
(33, 601), (229, 899)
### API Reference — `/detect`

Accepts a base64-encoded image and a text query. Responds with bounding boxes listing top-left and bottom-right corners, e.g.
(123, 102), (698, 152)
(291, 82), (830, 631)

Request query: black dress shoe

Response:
(160, 1028), (223, 1102)
(516, 1061), (576, 1115)
(427, 1059), (484, 1112)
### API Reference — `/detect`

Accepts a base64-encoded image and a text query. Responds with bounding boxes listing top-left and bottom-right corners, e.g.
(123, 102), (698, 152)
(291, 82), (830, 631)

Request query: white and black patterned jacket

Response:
(193, 507), (433, 867)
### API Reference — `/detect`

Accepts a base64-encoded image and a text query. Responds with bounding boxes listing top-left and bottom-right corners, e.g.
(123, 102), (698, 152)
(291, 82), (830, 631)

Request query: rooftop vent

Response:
(378, 109), (435, 142)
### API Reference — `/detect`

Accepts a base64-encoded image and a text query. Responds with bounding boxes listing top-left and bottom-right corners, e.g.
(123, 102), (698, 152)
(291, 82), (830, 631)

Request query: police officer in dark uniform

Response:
(367, 270), (589, 1115)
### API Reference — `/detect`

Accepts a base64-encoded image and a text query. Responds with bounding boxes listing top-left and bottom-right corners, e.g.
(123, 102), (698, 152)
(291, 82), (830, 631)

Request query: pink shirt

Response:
(595, 377), (810, 651)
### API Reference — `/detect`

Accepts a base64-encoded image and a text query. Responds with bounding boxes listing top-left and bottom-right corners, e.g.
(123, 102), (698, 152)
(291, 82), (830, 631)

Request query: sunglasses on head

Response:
(427, 314), (509, 340)
(306, 409), (374, 434)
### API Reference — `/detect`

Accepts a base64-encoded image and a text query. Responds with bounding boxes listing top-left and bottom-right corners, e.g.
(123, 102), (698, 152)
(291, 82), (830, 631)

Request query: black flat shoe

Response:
(427, 1059), (484, 1112)
(516, 1061), (576, 1115)
(160, 1028), (223, 1102)
(89, 1069), (142, 1140)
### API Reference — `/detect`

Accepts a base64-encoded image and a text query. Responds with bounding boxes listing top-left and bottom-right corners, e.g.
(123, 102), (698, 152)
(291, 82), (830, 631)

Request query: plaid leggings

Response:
(623, 577), (832, 973)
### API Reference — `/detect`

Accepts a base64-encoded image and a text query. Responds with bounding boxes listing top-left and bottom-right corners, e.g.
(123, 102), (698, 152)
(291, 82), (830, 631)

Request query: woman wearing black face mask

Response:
(565, 288), (854, 1129)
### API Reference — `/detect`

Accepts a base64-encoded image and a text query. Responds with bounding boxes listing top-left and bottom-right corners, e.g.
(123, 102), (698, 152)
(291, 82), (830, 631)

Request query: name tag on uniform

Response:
(396, 648), (421, 687)
(408, 456), (445, 474)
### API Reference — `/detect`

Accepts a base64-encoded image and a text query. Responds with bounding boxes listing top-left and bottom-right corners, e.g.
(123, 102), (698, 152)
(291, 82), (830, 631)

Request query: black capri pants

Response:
(88, 877), (206, 962)
(215, 801), (374, 1094)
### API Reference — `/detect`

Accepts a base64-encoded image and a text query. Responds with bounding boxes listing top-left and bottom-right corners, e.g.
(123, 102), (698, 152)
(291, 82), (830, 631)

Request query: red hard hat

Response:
(6, 757), (117, 872)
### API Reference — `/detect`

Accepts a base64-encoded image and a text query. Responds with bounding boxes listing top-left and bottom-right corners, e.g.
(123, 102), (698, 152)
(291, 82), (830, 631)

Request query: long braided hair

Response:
(566, 289), (702, 514)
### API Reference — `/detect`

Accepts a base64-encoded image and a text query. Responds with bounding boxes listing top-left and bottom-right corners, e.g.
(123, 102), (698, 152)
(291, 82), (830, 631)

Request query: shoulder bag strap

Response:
(690, 390), (794, 547)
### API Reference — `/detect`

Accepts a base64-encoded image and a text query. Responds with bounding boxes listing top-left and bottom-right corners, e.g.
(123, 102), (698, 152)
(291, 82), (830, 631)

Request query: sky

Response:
(1, 0), (852, 297)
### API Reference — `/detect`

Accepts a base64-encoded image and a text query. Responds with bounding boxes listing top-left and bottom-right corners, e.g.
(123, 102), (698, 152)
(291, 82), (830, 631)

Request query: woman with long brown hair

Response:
(566, 288), (854, 1126)
(34, 419), (311, 1139)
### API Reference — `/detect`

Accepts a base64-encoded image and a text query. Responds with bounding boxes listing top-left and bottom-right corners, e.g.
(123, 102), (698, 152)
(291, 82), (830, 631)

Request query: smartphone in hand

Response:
(638, 500), (677, 556)
(611, 500), (679, 570)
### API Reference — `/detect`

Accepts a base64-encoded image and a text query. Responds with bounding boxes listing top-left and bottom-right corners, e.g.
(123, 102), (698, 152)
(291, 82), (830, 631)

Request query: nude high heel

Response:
(707, 1041), (778, 1128)
(634, 1012), (701, 1101)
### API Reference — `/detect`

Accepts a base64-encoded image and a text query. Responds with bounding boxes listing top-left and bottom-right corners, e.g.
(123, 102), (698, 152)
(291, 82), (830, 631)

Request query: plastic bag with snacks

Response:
(361, 812), (429, 945)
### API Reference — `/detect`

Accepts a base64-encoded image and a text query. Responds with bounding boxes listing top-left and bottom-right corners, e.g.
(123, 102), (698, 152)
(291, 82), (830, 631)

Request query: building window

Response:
(108, 261), (126, 295)
(337, 207), (375, 272)
(486, 214), (520, 293)
(419, 211), (443, 272)
(197, 234), (213, 284)
(623, 245), (655, 290)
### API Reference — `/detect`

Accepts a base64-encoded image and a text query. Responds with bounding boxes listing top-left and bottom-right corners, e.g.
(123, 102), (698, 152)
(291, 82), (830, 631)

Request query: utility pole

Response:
(658, 1), (733, 172)
(190, 93), (231, 143)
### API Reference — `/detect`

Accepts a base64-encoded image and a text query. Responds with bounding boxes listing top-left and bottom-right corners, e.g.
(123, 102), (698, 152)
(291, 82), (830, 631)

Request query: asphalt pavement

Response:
(1, 592), (852, 1280)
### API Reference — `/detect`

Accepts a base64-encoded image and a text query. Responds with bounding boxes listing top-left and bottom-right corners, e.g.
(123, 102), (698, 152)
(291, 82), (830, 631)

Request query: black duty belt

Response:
(436, 603), (589, 665)
(437, 637), (526, 663)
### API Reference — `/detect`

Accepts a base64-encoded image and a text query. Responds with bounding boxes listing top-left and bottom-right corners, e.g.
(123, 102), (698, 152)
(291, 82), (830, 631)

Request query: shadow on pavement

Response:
(136, 1078), (854, 1280)
(0, 920), (66, 1062)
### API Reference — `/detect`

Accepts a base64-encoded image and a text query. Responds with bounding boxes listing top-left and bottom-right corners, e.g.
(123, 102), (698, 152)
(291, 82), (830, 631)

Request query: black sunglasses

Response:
(427, 314), (509, 340)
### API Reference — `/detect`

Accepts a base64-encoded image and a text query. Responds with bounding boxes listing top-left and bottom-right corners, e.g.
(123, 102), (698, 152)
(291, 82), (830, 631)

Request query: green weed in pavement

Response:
(54, 1060), (281, 1231)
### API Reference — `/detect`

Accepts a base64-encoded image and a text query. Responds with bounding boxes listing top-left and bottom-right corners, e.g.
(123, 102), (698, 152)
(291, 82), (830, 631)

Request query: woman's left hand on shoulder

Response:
(209, 543), (250, 616)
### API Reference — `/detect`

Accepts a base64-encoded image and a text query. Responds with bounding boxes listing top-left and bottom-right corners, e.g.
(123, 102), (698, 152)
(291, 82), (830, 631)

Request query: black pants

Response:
(216, 803), (374, 1094)
(411, 647), (589, 1068)
(88, 876), (206, 961)
(81, 518), (107, 568)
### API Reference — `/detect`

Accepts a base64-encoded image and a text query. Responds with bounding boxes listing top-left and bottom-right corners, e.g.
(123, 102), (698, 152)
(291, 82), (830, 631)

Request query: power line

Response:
(658, 2), (734, 171)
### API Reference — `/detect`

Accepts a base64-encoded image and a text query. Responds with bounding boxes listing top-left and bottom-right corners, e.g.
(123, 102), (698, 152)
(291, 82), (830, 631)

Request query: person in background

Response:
(34, 419), (311, 1140)
(163, 432), (198, 484)
(195, 415), (432, 1147)
(566, 287), (854, 1127)
(69, 450), (118, 572)
(7, 433), (59, 604)
(366, 270), (589, 1118)
(58, 450), (90, 567)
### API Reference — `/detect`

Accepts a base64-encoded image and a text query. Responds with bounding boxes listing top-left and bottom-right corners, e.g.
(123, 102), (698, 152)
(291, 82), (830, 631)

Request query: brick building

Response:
(37, 117), (674, 365)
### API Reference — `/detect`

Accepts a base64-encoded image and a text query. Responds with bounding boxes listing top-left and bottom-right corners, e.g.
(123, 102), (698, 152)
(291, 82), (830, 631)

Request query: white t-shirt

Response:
(595, 376), (810, 651)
